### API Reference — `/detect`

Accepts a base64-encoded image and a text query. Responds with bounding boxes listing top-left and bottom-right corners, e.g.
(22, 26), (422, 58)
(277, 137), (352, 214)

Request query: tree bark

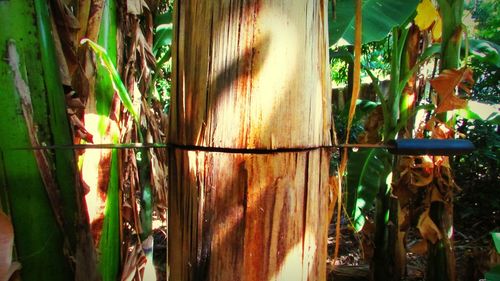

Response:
(168, 0), (333, 280)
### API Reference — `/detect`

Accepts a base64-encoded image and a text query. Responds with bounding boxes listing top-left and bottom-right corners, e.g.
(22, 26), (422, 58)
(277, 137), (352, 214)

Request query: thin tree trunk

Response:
(168, 0), (333, 280)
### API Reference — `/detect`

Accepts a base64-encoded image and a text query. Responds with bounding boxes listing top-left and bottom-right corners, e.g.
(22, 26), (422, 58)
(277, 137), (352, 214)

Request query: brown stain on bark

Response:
(169, 149), (329, 281)
(169, 0), (332, 280)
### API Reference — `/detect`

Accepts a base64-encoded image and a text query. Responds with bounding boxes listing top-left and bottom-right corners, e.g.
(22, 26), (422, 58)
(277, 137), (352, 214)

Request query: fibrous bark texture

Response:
(169, 0), (332, 280)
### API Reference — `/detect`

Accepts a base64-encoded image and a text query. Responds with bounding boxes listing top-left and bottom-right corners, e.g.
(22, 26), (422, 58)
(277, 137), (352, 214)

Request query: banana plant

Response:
(0, 0), (97, 280)
(329, 0), (420, 46)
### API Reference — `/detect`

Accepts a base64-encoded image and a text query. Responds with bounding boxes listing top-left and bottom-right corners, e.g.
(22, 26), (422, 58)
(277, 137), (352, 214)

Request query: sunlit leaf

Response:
(415, 0), (438, 30)
(81, 39), (139, 122)
(432, 17), (442, 41)
(99, 148), (120, 281)
(414, 0), (442, 41)
(430, 67), (474, 113)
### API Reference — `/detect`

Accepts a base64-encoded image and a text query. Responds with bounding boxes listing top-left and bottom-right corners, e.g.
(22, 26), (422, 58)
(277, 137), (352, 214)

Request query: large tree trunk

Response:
(168, 0), (333, 280)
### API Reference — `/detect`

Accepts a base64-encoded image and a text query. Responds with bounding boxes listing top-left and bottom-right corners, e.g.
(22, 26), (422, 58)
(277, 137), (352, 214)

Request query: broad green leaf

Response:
(82, 39), (139, 123)
(329, 0), (420, 46)
(468, 39), (500, 67)
(154, 10), (173, 26)
(346, 148), (392, 231)
(420, 43), (441, 62)
(156, 48), (172, 70)
(353, 99), (380, 123)
(330, 49), (354, 62)
(95, 0), (118, 136)
(153, 23), (173, 54)
(153, 9), (174, 55)
(492, 232), (500, 253)
(98, 148), (120, 281)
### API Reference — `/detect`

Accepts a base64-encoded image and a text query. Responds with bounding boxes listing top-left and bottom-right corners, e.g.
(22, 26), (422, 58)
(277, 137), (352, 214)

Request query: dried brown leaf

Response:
(120, 242), (147, 281)
(127, 0), (149, 15)
(430, 67), (474, 113)
(417, 209), (442, 244)
(86, 0), (104, 41)
(53, 0), (80, 29)
(408, 240), (428, 255)
(0, 211), (21, 281)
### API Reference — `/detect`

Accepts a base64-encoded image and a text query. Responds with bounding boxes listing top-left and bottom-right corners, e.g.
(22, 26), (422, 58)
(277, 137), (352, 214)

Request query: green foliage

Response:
(329, 0), (419, 46)
(153, 4), (174, 113)
(453, 119), (499, 226)
(473, 0), (500, 43)
(452, 0), (500, 229)
(334, 100), (378, 143)
(330, 47), (351, 84)
(361, 40), (392, 78)
(82, 39), (139, 123)
(468, 39), (500, 67)
(98, 148), (120, 281)
(0, 1), (77, 280)
(346, 148), (392, 231)
(330, 40), (391, 87)
(95, 0), (118, 135)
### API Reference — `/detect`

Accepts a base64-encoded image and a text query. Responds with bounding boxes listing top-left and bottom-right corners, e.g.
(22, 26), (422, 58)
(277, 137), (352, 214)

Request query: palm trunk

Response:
(168, 0), (333, 280)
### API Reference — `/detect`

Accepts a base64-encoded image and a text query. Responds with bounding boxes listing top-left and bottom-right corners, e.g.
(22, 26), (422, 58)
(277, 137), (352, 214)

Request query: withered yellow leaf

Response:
(415, 0), (440, 30)
(417, 209), (442, 244)
(432, 17), (442, 41)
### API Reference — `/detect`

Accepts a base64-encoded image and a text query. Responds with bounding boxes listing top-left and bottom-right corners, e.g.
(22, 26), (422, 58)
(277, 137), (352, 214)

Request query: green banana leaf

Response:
(98, 148), (120, 281)
(346, 148), (392, 231)
(153, 9), (173, 67)
(90, 1), (121, 280)
(0, 0), (81, 280)
(95, 0), (118, 136)
(468, 38), (500, 67)
(82, 39), (139, 123)
(329, 0), (420, 46)
(153, 23), (173, 55)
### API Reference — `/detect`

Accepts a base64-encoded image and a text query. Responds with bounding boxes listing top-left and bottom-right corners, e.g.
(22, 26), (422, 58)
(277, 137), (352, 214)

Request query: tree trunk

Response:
(168, 0), (333, 280)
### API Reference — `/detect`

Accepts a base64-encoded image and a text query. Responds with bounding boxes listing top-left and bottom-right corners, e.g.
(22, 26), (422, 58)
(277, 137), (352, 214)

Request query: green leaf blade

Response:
(346, 148), (392, 231)
(329, 0), (420, 46)
(82, 39), (140, 123)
